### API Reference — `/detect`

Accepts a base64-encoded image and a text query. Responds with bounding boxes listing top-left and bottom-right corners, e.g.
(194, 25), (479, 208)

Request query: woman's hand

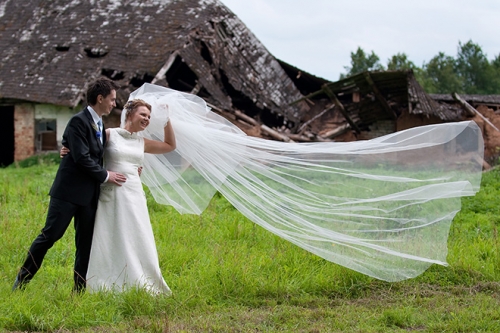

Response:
(144, 120), (176, 154)
(60, 146), (70, 158)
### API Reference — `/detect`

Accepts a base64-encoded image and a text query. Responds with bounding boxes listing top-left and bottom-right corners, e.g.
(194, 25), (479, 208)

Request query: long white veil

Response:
(123, 83), (484, 282)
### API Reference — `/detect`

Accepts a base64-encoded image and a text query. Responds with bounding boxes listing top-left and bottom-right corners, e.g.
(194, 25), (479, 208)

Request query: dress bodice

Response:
(104, 128), (144, 178)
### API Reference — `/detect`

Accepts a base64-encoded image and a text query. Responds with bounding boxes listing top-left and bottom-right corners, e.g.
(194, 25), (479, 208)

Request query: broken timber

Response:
(297, 103), (335, 134)
(207, 102), (294, 142)
(234, 110), (294, 142)
(453, 92), (500, 132)
(152, 51), (179, 85)
(363, 72), (397, 120)
(322, 84), (361, 133)
(321, 123), (351, 139)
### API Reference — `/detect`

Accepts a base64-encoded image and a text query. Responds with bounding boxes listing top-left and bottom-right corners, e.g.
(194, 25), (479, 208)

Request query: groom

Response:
(13, 78), (127, 292)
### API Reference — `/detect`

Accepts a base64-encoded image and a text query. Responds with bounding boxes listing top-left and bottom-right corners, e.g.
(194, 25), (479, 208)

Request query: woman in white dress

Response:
(86, 99), (175, 294)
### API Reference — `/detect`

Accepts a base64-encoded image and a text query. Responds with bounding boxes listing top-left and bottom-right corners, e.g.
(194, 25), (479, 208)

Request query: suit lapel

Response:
(102, 122), (107, 147)
(83, 107), (104, 153)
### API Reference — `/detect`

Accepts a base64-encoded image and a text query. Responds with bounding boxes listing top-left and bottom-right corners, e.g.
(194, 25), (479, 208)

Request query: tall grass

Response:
(1, 161), (499, 332)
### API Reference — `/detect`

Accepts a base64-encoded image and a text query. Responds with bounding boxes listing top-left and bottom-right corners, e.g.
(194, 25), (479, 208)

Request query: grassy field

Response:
(1, 154), (499, 332)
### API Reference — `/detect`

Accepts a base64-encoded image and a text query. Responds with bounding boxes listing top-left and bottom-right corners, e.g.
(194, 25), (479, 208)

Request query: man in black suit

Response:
(13, 78), (127, 292)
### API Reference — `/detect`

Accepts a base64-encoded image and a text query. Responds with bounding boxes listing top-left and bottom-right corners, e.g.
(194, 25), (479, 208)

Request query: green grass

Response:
(1, 162), (500, 332)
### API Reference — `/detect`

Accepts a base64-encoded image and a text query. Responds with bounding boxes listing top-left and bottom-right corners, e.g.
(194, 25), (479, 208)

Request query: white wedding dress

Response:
(87, 128), (171, 294)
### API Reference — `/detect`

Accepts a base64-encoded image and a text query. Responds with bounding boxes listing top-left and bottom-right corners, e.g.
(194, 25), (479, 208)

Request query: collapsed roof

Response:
(0, 0), (310, 130)
(429, 94), (500, 111)
(287, 70), (468, 141)
(1, 0), (490, 143)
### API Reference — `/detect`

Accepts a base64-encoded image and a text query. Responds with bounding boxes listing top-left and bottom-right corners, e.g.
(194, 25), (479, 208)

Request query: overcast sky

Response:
(220, 0), (500, 81)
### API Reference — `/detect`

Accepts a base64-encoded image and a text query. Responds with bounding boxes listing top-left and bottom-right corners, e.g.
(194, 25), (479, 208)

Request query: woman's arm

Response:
(105, 128), (110, 146)
(144, 120), (176, 154)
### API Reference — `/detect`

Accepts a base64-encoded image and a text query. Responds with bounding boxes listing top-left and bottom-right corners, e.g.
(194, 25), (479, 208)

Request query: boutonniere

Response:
(91, 123), (102, 140)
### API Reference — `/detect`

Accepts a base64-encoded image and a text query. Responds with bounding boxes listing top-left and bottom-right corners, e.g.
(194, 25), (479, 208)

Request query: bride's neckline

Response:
(116, 127), (138, 137)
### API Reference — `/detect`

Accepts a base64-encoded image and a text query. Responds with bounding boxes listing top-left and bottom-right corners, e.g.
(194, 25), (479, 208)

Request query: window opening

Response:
(36, 119), (57, 151)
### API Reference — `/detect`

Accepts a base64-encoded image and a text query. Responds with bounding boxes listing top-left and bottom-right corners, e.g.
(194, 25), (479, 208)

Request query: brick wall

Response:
(14, 103), (35, 161)
(396, 109), (442, 131)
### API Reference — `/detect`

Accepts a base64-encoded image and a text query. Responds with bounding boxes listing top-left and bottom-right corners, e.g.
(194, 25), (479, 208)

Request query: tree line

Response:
(340, 40), (500, 95)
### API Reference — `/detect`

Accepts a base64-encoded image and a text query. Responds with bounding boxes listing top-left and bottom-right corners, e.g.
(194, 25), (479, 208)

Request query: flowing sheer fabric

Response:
(124, 83), (483, 282)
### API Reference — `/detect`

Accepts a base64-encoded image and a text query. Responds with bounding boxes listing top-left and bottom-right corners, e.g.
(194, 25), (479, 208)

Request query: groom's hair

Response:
(87, 78), (119, 105)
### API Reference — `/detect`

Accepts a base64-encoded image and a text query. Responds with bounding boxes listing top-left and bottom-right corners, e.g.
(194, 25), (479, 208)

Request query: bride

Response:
(86, 99), (175, 294)
(78, 82), (483, 289)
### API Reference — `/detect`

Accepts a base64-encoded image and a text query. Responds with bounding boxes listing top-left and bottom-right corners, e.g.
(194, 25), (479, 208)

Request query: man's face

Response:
(96, 90), (117, 116)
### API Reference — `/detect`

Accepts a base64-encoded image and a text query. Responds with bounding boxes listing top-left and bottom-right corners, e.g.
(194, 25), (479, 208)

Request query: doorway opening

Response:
(0, 106), (14, 166)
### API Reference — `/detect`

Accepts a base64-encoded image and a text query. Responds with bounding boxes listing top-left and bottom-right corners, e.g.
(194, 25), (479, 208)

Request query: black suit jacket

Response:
(49, 107), (108, 206)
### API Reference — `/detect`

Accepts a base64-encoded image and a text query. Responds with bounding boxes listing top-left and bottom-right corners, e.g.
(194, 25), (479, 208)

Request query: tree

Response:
(387, 53), (416, 70)
(421, 52), (462, 94)
(340, 47), (384, 79)
(456, 40), (496, 94)
(339, 41), (500, 94)
(492, 54), (500, 71)
(491, 54), (500, 94)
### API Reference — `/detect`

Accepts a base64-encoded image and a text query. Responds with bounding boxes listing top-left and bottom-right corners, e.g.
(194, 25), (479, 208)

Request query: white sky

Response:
(220, 0), (500, 81)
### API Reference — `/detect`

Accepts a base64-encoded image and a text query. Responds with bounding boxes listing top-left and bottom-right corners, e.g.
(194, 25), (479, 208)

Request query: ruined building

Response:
(1, 0), (498, 167)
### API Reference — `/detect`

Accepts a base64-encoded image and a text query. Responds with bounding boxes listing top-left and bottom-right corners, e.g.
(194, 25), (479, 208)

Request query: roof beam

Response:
(453, 92), (500, 132)
(151, 50), (179, 84)
(297, 103), (335, 134)
(322, 84), (360, 133)
(451, 92), (477, 117)
(363, 72), (397, 120)
(288, 90), (324, 105)
(320, 123), (351, 140)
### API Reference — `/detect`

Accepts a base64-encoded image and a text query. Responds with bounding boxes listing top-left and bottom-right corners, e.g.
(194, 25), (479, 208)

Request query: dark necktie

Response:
(97, 120), (103, 144)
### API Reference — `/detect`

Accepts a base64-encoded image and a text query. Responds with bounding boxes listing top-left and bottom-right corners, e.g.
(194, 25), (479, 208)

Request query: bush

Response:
(8, 152), (61, 168)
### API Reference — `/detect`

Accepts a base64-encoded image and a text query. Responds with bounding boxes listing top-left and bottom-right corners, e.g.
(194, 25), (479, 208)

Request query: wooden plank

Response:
(363, 72), (398, 120)
(453, 92), (500, 132)
(288, 133), (313, 142)
(297, 103), (335, 134)
(452, 92), (478, 117)
(320, 123), (351, 139)
(288, 90), (325, 105)
(234, 110), (258, 126)
(322, 84), (360, 133)
(151, 50), (179, 84)
(261, 124), (294, 142)
(190, 81), (202, 95)
(234, 110), (294, 142)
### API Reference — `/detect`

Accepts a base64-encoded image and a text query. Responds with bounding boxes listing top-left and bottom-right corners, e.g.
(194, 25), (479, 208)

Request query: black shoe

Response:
(72, 284), (86, 295)
(12, 277), (27, 291)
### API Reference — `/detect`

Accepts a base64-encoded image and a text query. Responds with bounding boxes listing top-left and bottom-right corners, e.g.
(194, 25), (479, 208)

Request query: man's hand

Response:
(138, 166), (143, 177)
(107, 171), (127, 186)
(60, 146), (70, 158)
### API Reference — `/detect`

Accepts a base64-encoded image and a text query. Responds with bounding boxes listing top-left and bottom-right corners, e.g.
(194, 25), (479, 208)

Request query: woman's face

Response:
(128, 105), (151, 132)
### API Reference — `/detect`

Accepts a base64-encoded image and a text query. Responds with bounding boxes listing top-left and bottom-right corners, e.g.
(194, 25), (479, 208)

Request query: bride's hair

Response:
(123, 99), (152, 119)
